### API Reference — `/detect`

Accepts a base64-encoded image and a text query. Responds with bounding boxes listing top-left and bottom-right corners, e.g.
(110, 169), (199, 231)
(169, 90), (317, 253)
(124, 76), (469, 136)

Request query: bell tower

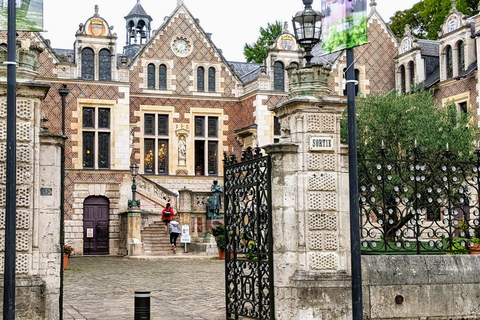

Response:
(124, 0), (153, 58)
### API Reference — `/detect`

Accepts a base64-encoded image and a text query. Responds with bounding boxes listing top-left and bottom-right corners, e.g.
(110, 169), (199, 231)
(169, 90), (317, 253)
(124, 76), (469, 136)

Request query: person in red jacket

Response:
(162, 203), (174, 233)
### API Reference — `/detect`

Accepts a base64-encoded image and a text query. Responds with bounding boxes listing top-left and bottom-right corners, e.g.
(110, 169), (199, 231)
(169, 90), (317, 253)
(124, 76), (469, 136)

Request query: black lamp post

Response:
(128, 163), (140, 208)
(292, 0), (323, 67)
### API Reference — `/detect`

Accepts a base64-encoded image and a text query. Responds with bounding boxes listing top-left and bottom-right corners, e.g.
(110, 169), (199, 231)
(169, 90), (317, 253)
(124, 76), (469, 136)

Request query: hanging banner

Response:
(321, 0), (367, 53)
(0, 0), (43, 31)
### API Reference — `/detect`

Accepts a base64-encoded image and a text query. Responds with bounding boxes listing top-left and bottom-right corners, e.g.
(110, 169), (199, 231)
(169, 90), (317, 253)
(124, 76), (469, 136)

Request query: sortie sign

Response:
(309, 135), (334, 151)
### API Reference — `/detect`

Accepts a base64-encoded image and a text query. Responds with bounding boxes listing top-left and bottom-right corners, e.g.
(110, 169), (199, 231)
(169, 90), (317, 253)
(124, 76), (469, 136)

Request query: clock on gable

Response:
(171, 36), (191, 57)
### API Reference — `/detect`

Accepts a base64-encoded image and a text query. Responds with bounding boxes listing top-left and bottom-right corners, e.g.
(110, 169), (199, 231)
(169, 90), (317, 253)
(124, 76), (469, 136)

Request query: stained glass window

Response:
(446, 46), (453, 79)
(83, 132), (95, 169)
(158, 140), (168, 174)
(98, 132), (110, 169)
(208, 117), (218, 137)
(159, 64), (167, 90)
(458, 41), (465, 73)
(83, 108), (95, 128)
(99, 49), (111, 81)
(274, 61), (285, 91)
(148, 64), (155, 89)
(197, 67), (205, 92)
(158, 115), (168, 136)
(208, 67), (215, 92)
(81, 48), (94, 80)
(145, 114), (155, 135)
(208, 141), (218, 175)
(144, 139), (155, 174)
(195, 116), (205, 137)
(98, 108), (110, 129)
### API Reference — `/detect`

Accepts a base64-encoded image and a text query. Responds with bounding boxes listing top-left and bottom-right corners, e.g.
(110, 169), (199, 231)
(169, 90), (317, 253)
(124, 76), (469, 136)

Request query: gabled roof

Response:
(128, 3), (242, 84)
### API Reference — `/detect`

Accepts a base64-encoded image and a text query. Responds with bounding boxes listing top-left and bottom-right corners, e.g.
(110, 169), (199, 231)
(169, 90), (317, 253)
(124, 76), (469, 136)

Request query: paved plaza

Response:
(63, 255), (225, 320)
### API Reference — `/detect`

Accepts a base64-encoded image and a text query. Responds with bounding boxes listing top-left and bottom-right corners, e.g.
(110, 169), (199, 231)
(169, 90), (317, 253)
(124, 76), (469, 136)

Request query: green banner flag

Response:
(0, 0), (43, 31)
(321, 0), (367, 53)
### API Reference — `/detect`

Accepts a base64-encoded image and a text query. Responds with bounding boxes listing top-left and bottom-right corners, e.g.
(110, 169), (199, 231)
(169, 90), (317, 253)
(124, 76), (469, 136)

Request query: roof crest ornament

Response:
(177, 0), (184, 6)
(370, 0), (377, 10)
(94, 4), (99, 17)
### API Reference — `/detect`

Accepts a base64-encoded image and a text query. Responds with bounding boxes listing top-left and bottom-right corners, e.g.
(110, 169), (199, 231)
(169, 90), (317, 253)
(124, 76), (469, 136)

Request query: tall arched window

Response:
(274, 61), (285, 91)
(147, 64), (155, 89)
(400, 65), (406, 94)
(98, 49), (111, 81)
(197, 67), (205, 92)
(81, 48), (95, 80)
(208, 67), (216, 92)
(446, 45), (453, 79)
(408, 61), (415, 91)
(159, 64), (167, 90)
(457, 41), (465, 73)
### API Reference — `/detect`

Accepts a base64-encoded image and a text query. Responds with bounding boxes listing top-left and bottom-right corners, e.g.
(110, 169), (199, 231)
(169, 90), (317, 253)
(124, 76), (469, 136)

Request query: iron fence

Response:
(359, 147), (480, 254)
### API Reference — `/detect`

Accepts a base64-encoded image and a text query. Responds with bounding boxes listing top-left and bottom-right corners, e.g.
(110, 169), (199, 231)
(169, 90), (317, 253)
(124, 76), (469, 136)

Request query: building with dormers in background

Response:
(1, 0), (480, 260)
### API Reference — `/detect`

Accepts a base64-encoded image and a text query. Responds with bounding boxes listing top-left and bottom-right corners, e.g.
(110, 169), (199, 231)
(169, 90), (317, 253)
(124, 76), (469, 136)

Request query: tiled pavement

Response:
(63, 255), (225, 320)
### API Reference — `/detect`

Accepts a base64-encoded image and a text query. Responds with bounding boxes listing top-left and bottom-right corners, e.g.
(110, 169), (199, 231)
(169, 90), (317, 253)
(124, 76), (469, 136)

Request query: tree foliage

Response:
(341, 90), (479, 159)
(389, 0), (480, 40)
(243, 21), (282, 63)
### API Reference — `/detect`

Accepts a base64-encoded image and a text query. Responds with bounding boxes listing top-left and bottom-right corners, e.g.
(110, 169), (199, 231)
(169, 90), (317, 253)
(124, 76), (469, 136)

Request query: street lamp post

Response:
(128, 163), (140, 208)
(292, 0), (323, 67)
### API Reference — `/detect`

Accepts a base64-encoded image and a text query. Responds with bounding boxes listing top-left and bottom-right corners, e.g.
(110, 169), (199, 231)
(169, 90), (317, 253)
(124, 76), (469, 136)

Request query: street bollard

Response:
(134, 291), (150, 320)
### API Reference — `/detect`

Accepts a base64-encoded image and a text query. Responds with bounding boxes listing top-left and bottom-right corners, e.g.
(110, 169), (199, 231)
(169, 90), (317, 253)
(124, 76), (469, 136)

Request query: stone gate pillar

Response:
(264, 64), (351, 319)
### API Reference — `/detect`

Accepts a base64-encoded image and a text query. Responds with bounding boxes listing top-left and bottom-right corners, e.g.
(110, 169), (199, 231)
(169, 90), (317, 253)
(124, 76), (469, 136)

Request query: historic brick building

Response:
(1, 0), (478, 258)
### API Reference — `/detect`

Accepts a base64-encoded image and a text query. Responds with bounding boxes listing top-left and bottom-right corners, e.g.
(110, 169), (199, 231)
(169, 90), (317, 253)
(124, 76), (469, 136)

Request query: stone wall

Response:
(362, 255), (480, 320)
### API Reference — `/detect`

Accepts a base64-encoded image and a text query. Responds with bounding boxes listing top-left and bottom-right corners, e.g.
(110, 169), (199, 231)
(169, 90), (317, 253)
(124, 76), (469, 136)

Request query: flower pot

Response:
(468, 243), (480, 255)
(218, 248), (225, 260)
(63, 254), (69, 270)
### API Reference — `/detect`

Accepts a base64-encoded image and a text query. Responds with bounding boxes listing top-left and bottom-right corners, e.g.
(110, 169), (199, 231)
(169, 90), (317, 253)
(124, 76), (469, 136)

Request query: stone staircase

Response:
(142, 221), (181, 255)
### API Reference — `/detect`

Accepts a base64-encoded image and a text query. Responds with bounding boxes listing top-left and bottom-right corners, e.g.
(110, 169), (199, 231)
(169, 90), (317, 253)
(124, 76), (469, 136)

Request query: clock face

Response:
(172, 38), (190, 56)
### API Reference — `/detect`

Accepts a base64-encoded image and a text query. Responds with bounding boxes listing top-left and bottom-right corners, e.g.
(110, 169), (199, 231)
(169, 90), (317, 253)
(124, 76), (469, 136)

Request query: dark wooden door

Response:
(83, 196), (109, 255)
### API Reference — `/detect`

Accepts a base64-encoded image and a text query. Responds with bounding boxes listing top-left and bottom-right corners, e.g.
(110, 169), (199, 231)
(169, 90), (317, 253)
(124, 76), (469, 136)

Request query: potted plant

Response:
(63, 245), (74, 270)
(211, 224), (225, 241)
(216, 234), (226, 260)
(467, 238), (480, 255)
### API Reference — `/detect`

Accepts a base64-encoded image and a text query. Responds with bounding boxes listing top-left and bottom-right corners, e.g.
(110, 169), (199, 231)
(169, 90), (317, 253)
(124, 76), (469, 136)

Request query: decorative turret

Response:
(124, 0), (153, 58)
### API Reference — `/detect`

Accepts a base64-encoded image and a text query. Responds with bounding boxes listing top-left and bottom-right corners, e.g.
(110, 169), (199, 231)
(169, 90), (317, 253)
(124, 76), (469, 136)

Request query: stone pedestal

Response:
(126, 208), (143, 256)
(265, 64), (352, 319)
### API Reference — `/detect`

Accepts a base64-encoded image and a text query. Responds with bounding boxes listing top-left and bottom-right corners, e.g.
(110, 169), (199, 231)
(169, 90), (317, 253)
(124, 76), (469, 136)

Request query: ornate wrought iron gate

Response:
(223, 147), (274, 320)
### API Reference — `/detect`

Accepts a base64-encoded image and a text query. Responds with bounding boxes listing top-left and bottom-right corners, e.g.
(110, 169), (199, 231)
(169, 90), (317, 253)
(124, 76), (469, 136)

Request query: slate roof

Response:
(456, 61), (477, 80)
(229, 61), (262, 84)
(417, 39), (439, 57)
(54, 48), (74, 63)
(311, 44), (342, 66)
(424, 67), (440, 88)
(126, 1), (151, 18)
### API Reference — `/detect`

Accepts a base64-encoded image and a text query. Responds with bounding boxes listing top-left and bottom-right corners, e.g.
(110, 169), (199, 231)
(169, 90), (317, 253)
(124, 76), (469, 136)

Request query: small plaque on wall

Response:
(309, 135), (334, 151)
(40, 188), (52, 196)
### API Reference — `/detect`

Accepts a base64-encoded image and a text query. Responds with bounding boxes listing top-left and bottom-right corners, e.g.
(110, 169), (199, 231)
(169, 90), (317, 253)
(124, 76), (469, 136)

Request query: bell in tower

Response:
(124, 0), (152, 58)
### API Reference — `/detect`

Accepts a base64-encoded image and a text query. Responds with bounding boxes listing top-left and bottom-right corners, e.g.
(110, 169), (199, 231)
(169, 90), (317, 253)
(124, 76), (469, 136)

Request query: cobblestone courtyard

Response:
(63, 256), (225, 320)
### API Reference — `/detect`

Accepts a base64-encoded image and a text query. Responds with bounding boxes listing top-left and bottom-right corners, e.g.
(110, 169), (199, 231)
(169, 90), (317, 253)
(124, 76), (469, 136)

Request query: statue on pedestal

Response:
(207, 179), (224, 219)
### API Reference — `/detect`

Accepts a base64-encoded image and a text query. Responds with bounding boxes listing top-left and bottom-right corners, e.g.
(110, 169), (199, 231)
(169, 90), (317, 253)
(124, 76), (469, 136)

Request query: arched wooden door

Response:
(83, 196), (109, 255)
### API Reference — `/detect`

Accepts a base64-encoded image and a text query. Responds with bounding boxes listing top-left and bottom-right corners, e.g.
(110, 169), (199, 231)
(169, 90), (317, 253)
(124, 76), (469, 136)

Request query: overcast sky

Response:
(41, 0), (421, 62)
